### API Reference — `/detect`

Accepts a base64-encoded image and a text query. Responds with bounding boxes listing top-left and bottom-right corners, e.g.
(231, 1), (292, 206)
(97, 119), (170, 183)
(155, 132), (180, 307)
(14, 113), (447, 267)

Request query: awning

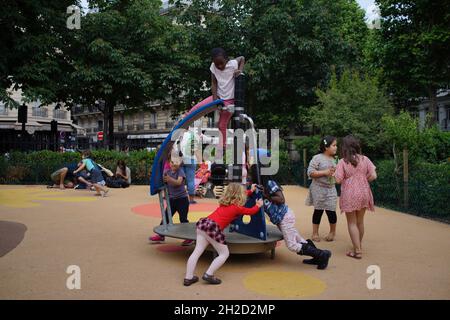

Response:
(13, 121), (42, 134)
(127, 133), (169, 139)
(71, 123), (87, 136)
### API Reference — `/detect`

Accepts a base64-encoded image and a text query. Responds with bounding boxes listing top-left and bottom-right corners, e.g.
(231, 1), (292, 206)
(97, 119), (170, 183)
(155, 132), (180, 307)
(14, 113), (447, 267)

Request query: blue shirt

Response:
(64, 163), (79, 179)
(82, 158), (96, 172)
(262, 180), (288, 225)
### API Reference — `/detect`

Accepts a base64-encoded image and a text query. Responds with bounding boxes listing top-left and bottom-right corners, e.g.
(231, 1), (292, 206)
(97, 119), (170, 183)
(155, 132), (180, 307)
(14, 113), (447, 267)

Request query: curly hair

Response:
(219, 183), (247, 207)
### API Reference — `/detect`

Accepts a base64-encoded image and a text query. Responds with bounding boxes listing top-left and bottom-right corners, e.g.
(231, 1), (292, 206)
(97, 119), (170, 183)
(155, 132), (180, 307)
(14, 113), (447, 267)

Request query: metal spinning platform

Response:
(154, 223), (283, 259)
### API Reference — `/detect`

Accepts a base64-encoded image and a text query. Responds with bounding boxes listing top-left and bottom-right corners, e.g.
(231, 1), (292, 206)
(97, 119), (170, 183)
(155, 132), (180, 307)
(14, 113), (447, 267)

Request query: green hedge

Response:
(372, 160), (450, 222)
(1, 150), (448, 222)
(0, 150), (155, 185)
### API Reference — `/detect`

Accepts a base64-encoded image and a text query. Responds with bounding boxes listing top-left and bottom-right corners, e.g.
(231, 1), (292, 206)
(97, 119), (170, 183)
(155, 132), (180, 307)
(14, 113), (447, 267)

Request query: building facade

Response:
(416, 91), (450, 131)
(71, 102), (216, 150)
(0, 89), (83, 153)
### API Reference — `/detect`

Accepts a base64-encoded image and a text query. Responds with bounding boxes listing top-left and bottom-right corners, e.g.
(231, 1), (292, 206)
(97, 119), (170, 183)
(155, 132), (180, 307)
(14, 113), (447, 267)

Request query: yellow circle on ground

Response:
(0, 189), (96, 208)
(243, 270), (326, 298)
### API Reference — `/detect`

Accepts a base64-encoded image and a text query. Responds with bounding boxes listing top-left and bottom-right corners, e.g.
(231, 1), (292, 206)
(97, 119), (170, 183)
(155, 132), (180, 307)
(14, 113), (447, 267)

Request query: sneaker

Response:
(149, 234), (165, 243)
(181, 239), (195, 246)
(74, 184), (80, 190)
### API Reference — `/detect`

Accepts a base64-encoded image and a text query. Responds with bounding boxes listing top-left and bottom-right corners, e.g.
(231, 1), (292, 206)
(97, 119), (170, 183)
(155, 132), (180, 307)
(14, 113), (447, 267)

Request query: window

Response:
(118, 113), (125, 131)
(0, 102), (7, 115)
(149, 113), (157, 129)
(137, 113), (144, 130)
(120, 113), (125, 127)
(98, 120), (103, 131)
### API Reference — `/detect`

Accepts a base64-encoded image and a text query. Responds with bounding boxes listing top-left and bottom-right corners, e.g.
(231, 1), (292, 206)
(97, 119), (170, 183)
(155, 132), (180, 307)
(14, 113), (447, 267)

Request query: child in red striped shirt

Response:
(184, 183), (263, 286)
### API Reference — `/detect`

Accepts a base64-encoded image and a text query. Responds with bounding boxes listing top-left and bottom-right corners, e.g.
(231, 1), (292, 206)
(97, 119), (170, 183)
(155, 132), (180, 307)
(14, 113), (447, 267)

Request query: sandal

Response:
(202, 273), (222, 285)
(183, 276), (199, 286)
(346, 251), (362, 259)
(325, 233), (335, 242)
(311, 234), (321, 242)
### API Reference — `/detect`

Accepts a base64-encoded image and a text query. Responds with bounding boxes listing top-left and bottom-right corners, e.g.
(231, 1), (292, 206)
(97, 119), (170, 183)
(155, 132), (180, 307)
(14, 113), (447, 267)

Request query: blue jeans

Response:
(183, 164), (196, 196)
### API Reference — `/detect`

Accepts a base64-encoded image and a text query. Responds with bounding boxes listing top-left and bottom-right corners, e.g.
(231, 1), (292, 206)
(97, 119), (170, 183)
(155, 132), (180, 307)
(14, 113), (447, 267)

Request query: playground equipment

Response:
(150, 75), (283, 258)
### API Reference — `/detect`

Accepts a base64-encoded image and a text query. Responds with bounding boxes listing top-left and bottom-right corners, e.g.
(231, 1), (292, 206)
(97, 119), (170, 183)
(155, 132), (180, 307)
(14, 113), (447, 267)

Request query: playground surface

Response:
(0, 185), (449, 300)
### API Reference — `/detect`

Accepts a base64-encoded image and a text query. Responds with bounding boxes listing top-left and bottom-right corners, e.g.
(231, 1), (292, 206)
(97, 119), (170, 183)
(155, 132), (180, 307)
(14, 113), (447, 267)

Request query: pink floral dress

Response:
(334, 155), (376, 213)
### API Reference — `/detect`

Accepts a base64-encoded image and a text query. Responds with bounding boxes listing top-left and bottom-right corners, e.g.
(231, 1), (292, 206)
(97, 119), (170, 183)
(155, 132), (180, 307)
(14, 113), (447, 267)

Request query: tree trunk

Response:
(428, 87), (437, 125)
(108, 103), (114, 150)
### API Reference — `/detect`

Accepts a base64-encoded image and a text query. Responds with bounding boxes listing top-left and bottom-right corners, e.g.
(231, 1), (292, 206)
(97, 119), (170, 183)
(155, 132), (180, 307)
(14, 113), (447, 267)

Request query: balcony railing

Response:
(149, 123), (157, 129)
(32, 107), (48, 118)
(136, 124), (144, 131)
(73, 106), (84, 115)
(127, 124), (135, 131)
(53, 109), (67, 120)
(118, 126), (125, 132)
(165, 121), (174, 129)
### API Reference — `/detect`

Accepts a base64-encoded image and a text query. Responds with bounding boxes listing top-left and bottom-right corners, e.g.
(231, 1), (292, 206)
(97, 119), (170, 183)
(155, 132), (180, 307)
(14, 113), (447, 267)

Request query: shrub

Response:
(0, 150), (156, 185)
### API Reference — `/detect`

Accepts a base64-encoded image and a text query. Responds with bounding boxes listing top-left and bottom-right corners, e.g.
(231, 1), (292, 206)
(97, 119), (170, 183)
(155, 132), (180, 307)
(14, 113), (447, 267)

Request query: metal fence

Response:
(274, 161), (449, 223)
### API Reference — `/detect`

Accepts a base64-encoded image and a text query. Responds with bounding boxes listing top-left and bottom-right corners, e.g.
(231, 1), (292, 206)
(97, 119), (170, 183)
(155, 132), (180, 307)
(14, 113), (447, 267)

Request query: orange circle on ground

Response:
(131, 203), (218, 218)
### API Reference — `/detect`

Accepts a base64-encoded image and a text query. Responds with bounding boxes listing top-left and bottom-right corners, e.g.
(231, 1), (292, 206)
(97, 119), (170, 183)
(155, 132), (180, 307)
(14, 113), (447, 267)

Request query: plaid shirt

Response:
(262, 180), (288, 225)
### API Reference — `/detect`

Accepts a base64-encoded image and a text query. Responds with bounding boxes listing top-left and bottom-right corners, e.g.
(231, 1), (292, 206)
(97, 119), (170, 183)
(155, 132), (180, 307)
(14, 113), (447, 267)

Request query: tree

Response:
(66, 0), (199, 148)
(374, 0), (450, 120)
(172, 0), (370, 135)
(0, 0), (77, 107)
(309, 69), (394, 153)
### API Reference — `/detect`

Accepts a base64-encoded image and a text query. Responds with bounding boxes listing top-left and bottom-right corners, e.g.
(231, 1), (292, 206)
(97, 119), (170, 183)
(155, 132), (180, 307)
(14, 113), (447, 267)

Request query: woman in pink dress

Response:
(334, 135), (377, 259)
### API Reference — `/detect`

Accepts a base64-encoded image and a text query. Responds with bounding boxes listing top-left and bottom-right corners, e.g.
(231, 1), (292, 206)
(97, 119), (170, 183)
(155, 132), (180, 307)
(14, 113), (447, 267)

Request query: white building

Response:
(0, 89), (84, 152)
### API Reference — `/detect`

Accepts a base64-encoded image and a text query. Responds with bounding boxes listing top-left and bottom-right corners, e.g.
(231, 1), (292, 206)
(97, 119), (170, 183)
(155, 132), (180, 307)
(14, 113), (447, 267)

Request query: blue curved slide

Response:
(149, 99), (224, 195)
